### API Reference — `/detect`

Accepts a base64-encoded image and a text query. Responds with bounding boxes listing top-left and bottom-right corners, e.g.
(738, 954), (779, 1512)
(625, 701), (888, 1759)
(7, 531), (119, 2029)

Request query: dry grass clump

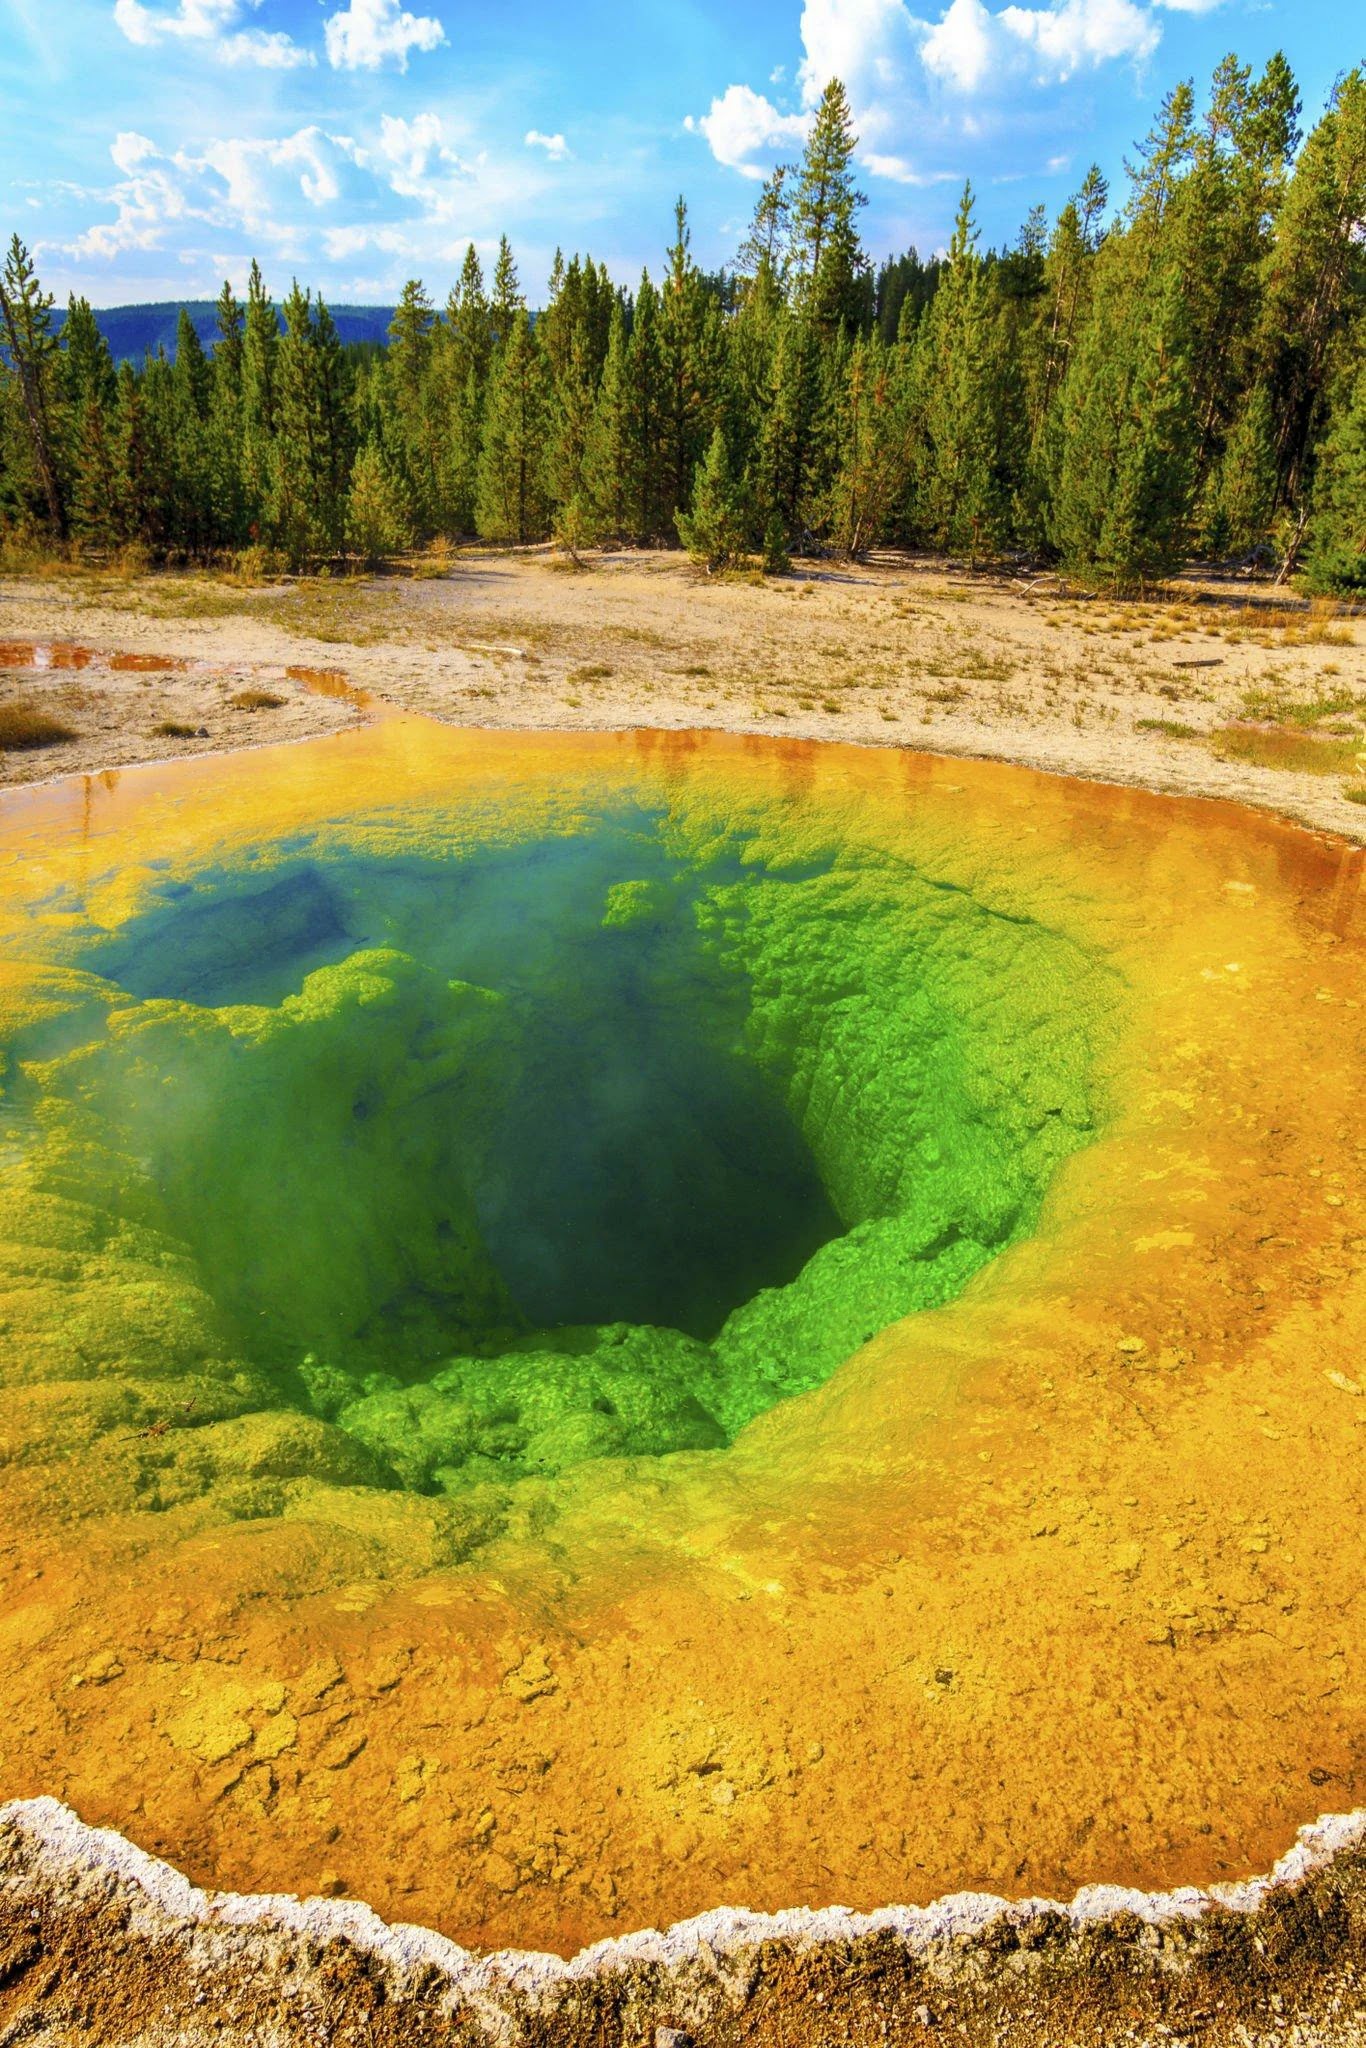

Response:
(1135, 716), (1199, 739)
(567, 663), (614, 684)
(257, 581), (408, 646)
(1227, 598), (1356, 649)
(0, 701), (77, 750)
(229, 689), (287, 712)
(1239, 682), (1364, 730)
(153, 720), (203, 740)
(1211, 724), (1363, 776)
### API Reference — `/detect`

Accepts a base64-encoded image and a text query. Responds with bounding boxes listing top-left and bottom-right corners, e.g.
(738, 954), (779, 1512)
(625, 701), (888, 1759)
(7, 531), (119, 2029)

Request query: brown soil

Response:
(0, 549), (1363, 839)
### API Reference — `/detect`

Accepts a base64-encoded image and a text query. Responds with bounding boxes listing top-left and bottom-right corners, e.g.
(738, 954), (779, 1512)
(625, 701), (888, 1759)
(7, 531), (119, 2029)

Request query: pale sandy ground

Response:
(1, 546), (1363, 842)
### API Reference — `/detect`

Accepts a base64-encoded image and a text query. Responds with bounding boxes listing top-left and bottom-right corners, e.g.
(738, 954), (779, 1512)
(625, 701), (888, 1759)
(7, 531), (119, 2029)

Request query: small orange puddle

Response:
(0, 642), (188, 673)
(286, 664), (373, 708)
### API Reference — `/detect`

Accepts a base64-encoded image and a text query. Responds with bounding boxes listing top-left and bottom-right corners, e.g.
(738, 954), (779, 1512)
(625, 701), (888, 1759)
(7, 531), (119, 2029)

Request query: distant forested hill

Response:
(57, 301), (397, 363)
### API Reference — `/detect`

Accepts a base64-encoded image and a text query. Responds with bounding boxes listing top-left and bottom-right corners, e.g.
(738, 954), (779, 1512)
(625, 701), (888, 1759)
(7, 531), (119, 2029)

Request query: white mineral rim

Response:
(4, 1793), (1366, 2037)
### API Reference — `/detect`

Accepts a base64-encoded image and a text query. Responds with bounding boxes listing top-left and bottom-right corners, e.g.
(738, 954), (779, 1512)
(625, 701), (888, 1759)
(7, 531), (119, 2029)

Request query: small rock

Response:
(315, 1869), (346, 1897)
(503, 1645), (557, 1703)
(1325, 1370), (1362, 1397)
(395, 1753), (436, 1805)
(317, 1729), (367, 1772)
(166, 1702), (253, 1767)
(253, 1711), (298, 1761)
(656, 2029), (690, 2048)
(70, 1650), (124, 1689)
(293, 1656), (345, 1706)
(483, 1850), (520, 1894)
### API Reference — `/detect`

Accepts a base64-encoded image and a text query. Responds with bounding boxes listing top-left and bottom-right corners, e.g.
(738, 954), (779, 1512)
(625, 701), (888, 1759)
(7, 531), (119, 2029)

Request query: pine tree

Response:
(583, 296), (639, 538)
(447, 244), (494, 387)
(240, 259), (278, 535)
(170, 308), (214, 555)
(1126, 81), (1197, 237)
(60, 296), (117, 424)
(757, 306), (825, 548)
(207, 280), (246, 546)
(491, 237), (523, 343)
(914, 186), (1017, 559)
(70, 391), (119, 549)
(626, 274), (666, 537)
(0, 236), (65, 537)
(111, 360), (152, 544)
(541, 254), (601, 519)
(677, 425), (748, 570)
(658, 200), (717, 534)
(1166, 55), (1300, 501)
(790, 79), (867, 335)
(347, 438), (410, 566)
(825, 332), (904, 557)
(1201, 378), (1279, 557)
(1051, 254), (1197, 584)
(1029, 167), (1107, 436)
(1254, 68), (1366, 506)
(1305, 349), (1366, 591)
(476, 310), (551, 543)
(438, 245), (494, 532)
(547, 315), (597, 517)
(387, 278), (441, 530)
(60, 297), (117, 540)
(724, 252), (783, 504)
(736, 168), (793, 286)
(271, 283), (351, 567)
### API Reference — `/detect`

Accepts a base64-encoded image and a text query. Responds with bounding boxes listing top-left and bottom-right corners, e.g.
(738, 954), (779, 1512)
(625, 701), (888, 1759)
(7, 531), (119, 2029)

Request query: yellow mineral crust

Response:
(0, 716), (1362, 1958)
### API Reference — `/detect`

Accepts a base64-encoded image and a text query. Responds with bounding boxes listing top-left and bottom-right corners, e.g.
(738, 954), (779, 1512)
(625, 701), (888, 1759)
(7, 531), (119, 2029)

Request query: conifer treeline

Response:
(2, 62), (1364, 589)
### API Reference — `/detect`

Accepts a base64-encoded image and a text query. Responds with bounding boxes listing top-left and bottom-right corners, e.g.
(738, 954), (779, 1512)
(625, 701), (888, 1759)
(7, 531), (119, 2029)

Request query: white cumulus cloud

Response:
(996, 0), (1160, 82)
(59, 109), (549, 280)
(525, 129), (571, 160)
(683, 83), (810, 179)
(111, 0), (312, 67)
(323, 0), (446, 71)
(693, 0), (1172, 186)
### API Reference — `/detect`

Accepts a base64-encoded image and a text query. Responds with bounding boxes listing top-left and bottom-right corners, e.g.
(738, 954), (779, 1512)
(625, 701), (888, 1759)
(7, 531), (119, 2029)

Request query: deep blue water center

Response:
(91, 820), (840, 1344)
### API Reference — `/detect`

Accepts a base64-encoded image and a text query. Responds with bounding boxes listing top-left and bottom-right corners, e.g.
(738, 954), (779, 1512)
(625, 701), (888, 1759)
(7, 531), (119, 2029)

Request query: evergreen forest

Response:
(2, 57), (1364, 591)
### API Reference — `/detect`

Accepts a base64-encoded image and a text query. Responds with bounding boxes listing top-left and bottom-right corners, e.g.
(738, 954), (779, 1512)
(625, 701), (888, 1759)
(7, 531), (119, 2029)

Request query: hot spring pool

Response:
(0, 719), (1361, 1955)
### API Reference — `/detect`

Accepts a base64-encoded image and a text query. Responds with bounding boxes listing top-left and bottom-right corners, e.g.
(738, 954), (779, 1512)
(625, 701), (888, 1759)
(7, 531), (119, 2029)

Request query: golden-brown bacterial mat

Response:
(0, 712), (1361, 1959)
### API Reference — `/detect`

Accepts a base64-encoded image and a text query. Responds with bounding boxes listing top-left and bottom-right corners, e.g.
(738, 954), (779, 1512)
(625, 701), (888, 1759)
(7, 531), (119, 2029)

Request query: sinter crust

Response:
(0, 1796), (1363, 2046)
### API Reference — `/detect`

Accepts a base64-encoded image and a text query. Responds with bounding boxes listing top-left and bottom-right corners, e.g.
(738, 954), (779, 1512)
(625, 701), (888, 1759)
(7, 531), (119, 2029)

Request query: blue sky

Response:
(0, 0), (1354, 307)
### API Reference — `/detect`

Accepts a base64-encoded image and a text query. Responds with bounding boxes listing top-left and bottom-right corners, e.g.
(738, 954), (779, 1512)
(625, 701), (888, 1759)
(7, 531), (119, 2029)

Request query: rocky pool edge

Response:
(1, 1796), (1364, 2044)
